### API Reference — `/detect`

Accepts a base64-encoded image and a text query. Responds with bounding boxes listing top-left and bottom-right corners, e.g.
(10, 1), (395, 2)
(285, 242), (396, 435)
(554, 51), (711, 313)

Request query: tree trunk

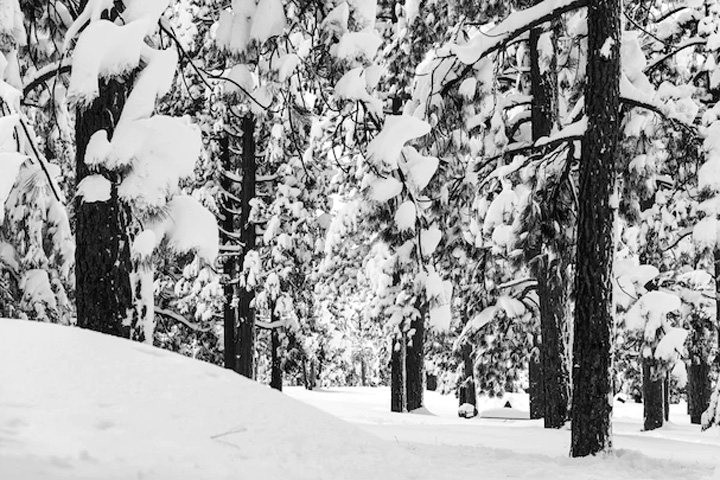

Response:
(220, 135), (239, 371)
(75, 77), (133, 338)
(458, 343), (477, 415)
(269, 299), (282, 391)
(528, 20), (570, 429)
(643, 357), (664, 431)
(237, 115), (257, 378)
(529, 344), (544, 419)
(570, 0), (620, 457)
(390, 334), (406, 412)
(406, 303), (425, 411)
(689, 358), (712, 424)
(663, 372), (670, 421)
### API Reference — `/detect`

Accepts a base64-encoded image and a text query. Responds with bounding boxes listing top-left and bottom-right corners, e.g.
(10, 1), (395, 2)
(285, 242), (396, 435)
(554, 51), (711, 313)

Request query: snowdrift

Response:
(0, 319), (421, 479)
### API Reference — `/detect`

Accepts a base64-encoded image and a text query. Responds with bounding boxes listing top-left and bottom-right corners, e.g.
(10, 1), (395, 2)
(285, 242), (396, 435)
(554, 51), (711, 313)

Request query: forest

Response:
(1, 0), (719, 467)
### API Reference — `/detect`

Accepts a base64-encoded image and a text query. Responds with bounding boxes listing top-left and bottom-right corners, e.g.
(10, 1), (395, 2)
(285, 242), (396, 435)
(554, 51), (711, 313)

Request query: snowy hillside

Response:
(1, 319), (718, 480)
(0, 319), (420, 480)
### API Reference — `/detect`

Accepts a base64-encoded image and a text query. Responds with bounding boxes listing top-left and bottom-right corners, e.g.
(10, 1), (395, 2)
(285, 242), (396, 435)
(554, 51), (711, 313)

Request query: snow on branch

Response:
(441, 0), (587, 94)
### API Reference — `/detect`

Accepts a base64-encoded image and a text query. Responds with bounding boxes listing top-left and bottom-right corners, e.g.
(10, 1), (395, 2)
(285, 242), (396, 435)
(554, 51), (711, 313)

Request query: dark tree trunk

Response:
(270, 328), (282, 391)
(75, 78), (133, 338)
(538, 272), (571, 427)
(529, 345), (544, 419)
(689, 357), (712, 424)
(663, 372), (670, 421)
(528, 20), (570, 429)
(642, 357), (664, 431)
(390, 334), (406, 412)
(406, 303), (425, 411)
(237, 115), (257, 378)
(458, 343), (477, 414)
(220, 135), (239, 371)
(570, 0), (620, 457)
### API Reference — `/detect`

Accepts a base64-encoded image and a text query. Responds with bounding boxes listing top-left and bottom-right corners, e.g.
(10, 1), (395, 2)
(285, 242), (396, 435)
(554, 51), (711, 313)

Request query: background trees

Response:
(2, 0), (720, 459)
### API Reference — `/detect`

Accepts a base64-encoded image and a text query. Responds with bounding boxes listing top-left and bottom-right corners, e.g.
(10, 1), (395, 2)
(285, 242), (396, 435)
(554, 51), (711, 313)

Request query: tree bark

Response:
(406, 303), (425, 411)
(269, 299), (282, 391)
(529, 344), (544, 419)
(528, 22), (570, 428)
(570, 0), (620, 457)
(220, 135), (238, 371)
(689, 357), (712, 424)
(75, 77), (133, 338)
(458, 342), (477, 416)
(237, 114), (257, 378)
(642, 357), (664, 431)
(390, 334), (406, 412)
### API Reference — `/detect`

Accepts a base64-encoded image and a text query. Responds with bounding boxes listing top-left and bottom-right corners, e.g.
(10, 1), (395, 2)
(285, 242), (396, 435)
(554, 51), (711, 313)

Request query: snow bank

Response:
(0, 319), (424, 480)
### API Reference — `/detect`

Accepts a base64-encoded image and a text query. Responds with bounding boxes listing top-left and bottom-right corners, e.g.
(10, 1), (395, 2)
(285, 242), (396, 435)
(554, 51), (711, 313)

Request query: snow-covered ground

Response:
(288, 386), (720, 479)
(1, 318), (718, 479)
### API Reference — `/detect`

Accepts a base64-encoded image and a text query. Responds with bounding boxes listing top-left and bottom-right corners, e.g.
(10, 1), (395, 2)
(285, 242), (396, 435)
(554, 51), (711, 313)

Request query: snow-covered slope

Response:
(0, 319), (421, 480)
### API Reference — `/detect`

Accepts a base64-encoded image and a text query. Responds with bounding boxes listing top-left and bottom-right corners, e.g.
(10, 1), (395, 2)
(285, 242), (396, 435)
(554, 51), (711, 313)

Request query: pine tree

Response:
(570, 0), (621, 457)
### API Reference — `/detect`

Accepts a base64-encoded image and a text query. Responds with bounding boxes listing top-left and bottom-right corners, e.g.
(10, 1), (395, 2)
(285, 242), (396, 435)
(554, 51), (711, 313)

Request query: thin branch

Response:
(155, 307), (214, 332)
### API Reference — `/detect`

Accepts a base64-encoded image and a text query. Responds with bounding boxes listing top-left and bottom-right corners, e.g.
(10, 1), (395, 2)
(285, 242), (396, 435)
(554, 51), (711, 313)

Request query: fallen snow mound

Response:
(0, 319), (421, 480)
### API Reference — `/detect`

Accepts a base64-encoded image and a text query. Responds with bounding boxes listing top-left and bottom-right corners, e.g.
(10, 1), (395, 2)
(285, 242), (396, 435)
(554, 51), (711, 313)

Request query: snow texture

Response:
(369, 175), (402, 202)
(450, 0), (579, 65)
(347, 0), (376, 29)
(399, 146), (439, 193)
(624, 290), (681, 339)
(334, 67), (383, 113)
(420, 226), (442, 256)
(131, 229), (158, 259)
(0, 152), (24, 223)
(654, 327), (688, 363)
(120, 46), (179, 123)
(336, 31), (382, 60)
(76, 174), (111, 203)
(68, 19), (150, 105)
(0, 319), (425, 479)
(158, 195), (219, 262)
(394, 200), (416, 231)
(250, 0), (286, 43)
(367, 115), (431, 169)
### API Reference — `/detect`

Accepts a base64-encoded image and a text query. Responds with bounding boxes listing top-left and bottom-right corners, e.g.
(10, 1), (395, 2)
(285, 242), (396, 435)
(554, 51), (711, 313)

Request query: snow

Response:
(336, 31), (382, 60)
(367, 115), (431, 169)
(399, 146), (439, 192)
(419, 226), (442, 256)
(624, 291), (681, 333)
(0, 319), (424, 479)
(159, 195), (219, 262)
(286, 386), (720, 480)
(394, 200), (416, 231)
(120, 46), (179, 123)
(76, 174), (112, 203)
(112, 116), (202, 209)
(0, 152), (25, 223)
(694, 216), (718, 249)
(20, 270), (56, 310)
(368, 174), (402, 202)
(68, 19), (150, 106)
(535, 116), (587, 147)
(132, 229), (158, 259)
(334, 67), (383, 114)
(654, 327), (688, 363)
(458, 77), (477, 99)
(346, 0), (376, 29)
(321, 2), (349, 35)
(450, 0), (580, 65)
(497, 295), (526, 318)
(600, 37), (615, 59)
(3, 320), (717, 480)
(249, 0), (286, 43)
